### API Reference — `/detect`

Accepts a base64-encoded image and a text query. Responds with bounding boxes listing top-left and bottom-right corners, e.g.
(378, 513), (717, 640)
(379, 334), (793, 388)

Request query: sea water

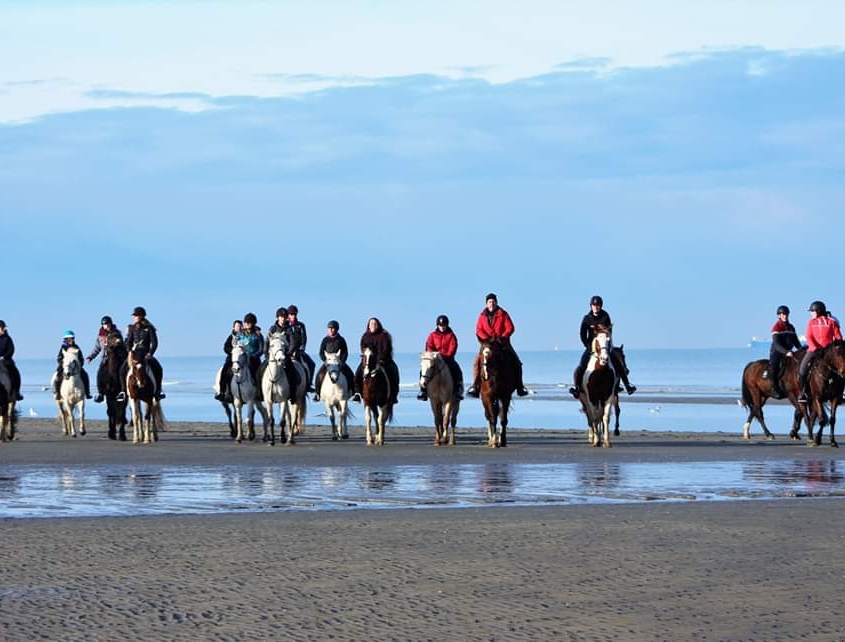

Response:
(15, 346), (791, 434)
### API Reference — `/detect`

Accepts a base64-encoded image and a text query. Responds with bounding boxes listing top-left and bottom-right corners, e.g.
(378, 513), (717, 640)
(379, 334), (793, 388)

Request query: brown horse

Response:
(360, 347), (395, 446)
(609, 345), (630, 436)
(741, 349), (805, 440)
(800, 341), (845, 447)
(479, 340), (518, 448)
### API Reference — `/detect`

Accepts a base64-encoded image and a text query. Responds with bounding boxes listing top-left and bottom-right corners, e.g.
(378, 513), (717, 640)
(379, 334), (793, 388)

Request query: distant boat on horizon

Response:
(748, 335), (806, 348)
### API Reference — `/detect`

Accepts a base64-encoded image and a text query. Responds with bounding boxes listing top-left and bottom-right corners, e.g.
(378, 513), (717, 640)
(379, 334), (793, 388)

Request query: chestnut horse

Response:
(741, 349), (805, 440)
(575, 327), (617, 447)
(360, 347), (395, 446)
(799, 341), (845, 447)
(479, 340), (518, 448)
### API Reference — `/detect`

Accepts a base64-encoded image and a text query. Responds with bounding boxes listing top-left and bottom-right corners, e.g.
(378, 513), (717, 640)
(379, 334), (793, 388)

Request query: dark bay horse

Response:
(479, 340), (518, 448)
(102, 334), (128, 441)
(609, 345), (630, 436)
(360, 347), (394, 446)
(741, 349), (805, 440)
(800, 341), (845, 447)
(0, 361), (19, 442)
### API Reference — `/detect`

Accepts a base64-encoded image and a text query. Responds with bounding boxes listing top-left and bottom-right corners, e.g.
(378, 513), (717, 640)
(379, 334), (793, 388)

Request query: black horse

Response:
(100, 334), (128, 441)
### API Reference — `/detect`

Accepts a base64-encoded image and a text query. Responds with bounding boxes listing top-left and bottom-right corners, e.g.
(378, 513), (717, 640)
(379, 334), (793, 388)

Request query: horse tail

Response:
(740, 366), (753, 410)
(154, 402), (168, 432)
(385, 404), (394, 424)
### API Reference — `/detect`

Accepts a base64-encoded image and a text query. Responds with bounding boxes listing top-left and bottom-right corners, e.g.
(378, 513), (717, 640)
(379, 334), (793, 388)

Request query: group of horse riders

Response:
(214, 306), (402, 407)
(48, 307), (166, 405)
(768, 300), (842, 402)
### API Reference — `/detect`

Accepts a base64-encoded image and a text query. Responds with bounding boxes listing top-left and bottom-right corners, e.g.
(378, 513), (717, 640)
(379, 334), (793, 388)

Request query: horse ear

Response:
(620, 343), (624, 350)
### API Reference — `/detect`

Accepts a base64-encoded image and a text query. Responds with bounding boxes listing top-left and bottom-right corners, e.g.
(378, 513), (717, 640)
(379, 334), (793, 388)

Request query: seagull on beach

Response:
(29, 408), (38, 417)
(649, 406), (661, 413)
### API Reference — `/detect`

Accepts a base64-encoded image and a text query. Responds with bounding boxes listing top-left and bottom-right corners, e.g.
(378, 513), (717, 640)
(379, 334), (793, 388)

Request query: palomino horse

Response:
(799, 341), (845, 447)
(261, 335), (308, 445)
(126, 352), (166, 444)
(54, 345), (86, 438)
(575, 327), (617, 447)
(419, 351), (459, 446)
(227, 343), (266, 444)
(320, 350), (350, 441)
(479, 340), (518, 448)
(741, 349), (805, 440)
(102, 333), (128, 441)
(360, 347), (395, 446)
(0, 361), (19, 442)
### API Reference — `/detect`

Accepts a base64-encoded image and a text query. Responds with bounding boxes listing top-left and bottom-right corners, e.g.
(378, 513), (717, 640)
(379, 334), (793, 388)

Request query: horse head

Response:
(230, 343), (249, 382)
(362, 347), (380, 378)
(268, 335), (287, 368)
(419, 351), (441, 388)
(127, 351), (149, 390)
(325, 350), (343, 383)
(823, 340), (845, 378)
(591, 326), (611, 367)
(480, 340), (505, 385)
(62, 347), (81, 378)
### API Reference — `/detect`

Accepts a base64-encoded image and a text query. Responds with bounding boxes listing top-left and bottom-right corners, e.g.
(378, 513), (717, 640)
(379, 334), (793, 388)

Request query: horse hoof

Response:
(80, 430), (86, 436)
(236, 438), (242, 444)
(342, 434), (349, 440)
(332, 435), (338, 441)
(766, 434), (775, 441)
(832, 441), (840, 448)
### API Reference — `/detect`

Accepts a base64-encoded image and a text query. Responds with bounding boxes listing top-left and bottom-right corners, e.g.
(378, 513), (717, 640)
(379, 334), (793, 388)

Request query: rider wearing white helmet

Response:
(53, 329), (92, 400)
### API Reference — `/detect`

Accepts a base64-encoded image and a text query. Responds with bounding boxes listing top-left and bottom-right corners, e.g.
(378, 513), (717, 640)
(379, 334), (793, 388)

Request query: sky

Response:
(2, 1), (844, 357)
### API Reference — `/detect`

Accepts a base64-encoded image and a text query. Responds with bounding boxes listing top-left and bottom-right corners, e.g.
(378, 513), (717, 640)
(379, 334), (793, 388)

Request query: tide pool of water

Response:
(1, 459), (842, 519)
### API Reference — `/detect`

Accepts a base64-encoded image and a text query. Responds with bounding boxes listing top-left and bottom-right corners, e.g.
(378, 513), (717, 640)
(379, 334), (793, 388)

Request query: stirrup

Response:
(116, 392), (126, 402)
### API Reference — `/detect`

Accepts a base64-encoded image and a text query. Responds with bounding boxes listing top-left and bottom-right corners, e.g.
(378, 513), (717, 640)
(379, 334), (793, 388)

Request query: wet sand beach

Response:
(3, 419), (845, 640)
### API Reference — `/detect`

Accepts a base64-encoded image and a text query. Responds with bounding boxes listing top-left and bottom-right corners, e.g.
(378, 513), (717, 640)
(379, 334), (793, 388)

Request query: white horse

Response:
(261, 335), (308, 445)
(577, 327), (617, 447)
(419, 351), (459, 446)
(54, 346), (86, 437)
(320, 350), (350, 441)
(228, 343), (267, 443)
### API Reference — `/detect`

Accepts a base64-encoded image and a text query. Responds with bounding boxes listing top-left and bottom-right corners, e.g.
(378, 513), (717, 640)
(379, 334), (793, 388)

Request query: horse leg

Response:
(613, 394), (621, 437)
(601, 400), (612, 448)
(377, 406), (385, 446)
(234, 400), (244, 443)
(78, 400), (86, 436)
(433, 401), (443, 446)
(789, 408), (803, 440)
(449, 402), (458, 446)
(286, 402), (297, 446)
(145, 402), (154, 443)
(246, 403), (256, 442)
(500, 399), (509, 448)
(339, 399), (349, 439)
(830, 402), (838, 448)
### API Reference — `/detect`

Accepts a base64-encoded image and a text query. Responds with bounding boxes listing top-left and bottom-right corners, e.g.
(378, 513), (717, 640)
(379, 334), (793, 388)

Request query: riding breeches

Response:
(798, 350), (816, 389)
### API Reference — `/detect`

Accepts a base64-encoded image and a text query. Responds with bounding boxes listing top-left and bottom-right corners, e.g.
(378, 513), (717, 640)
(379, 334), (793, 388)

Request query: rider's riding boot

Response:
(569, 384), (581, 399)
(94, 394), (104, 403)
(770, 386), (783, 400)
(624, 382), (637, 395)
(466, 377), (480, 398)
(417, 386), (428, 401)
(517, 383), (529, 397)
(456, 382), (464, 400)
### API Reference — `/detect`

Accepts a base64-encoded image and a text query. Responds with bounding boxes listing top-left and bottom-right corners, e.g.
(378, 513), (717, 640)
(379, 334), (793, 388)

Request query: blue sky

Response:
(2, 2), (844, 357)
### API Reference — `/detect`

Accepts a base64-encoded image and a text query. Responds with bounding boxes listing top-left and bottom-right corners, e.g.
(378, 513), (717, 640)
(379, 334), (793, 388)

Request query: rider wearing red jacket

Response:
(798, 300), (843, 403)
(466, 293), (528, 398)
(417, 314), (464, 401)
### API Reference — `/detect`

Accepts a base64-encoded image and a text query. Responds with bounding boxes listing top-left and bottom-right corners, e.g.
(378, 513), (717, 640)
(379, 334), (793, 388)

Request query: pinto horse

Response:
(419, 351), (459, 446)
(101, 334), (128, 441)
(228, 343), (266, 443)
(261, 335), (308, 446)
(55, 345), (86, 438)
(126, 352), (166, 444)
(360, 347), (395, 446)
(741, 349), (805, 440)
(799, 341), (845, 447)
(479, 340), (518, 448)
(575, 327), (617, 447)
(0, 361), (19, 442)
(320, 350), (350, 441)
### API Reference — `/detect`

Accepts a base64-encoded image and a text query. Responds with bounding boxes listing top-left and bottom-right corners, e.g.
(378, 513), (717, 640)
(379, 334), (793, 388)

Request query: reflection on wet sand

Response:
(1, 459), (845, 519)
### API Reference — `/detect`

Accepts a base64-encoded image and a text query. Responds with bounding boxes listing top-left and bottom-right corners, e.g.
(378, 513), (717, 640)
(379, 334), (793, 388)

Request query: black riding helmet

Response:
(436, 314), (449, 327)
(809, 300), (827, 315)
(101, 315), (113, 325)
(590, 295), (603, 307)
(327, 320), (339, 330)
(776, 305), (790, 316)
